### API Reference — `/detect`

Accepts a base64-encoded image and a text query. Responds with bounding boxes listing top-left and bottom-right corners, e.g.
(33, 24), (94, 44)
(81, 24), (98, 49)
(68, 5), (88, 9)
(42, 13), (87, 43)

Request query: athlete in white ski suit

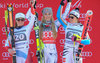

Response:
(40, 2), (71, 63)
(57, 0), (90, 63)
(5, 7), (35, 63)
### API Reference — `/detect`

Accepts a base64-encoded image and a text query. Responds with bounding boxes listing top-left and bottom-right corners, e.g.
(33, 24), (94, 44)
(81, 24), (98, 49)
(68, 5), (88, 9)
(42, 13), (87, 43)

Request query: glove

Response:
(36, 50), (40, 57)
(72, 34), (81, 42)
(30, 0), (37, 9)
(72, 35), (91, 45)
(60, 0), (66, 6)
(67, 0), (72, 2)
(36, 50), (44, 57)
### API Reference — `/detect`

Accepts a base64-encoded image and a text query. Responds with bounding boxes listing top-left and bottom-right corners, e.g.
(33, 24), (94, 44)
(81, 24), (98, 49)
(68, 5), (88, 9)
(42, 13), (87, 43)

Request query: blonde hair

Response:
(39, 16), (57, 40)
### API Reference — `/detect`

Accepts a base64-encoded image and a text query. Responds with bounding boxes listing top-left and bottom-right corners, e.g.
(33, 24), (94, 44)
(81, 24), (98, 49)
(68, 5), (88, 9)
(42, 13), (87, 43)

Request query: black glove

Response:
(67, 0), (72, 2)
(60, 0), (65, 6)
(36, 51), (40, 57)
(36, 50), (44, 57)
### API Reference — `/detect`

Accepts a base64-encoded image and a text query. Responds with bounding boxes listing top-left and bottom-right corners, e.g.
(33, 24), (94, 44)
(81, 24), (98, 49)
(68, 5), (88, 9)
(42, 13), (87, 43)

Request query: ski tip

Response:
(87, 10), (93, 16)
(7, 4), (12, 7)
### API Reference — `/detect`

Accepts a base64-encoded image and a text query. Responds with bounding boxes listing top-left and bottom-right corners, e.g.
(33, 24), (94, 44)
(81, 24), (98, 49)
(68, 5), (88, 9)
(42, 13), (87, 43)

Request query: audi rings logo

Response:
(2, 39), (6, 47)
(59, 26), (65, 34)
(82, 51), (92, 57)
(31, 52), (34, 57)
(29, 39), (34, 44)
(79, 13), (86, 21)
(2, 27), (10, 35)
(2, 52), (11, 57)
(36, 4), (44, 8)
(88, 26), (92, 31)
(59, 39), (65, 44)
(59, 26), (64, 31)
(60, 51), (63, 57)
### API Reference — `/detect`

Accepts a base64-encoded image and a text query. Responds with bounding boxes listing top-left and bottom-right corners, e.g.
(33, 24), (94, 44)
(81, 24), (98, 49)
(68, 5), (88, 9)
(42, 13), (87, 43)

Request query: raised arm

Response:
(62, 2), (71, 19)
(26, 0), (36, 32)
(56, 0), (72, 29)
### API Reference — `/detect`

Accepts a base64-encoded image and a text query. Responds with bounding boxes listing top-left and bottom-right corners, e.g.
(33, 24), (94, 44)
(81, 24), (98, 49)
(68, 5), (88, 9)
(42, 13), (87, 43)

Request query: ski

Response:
(76, 10), (93, 63)
(5, 10), (8, 37)
(7, 4), (16, 63)
(34, 12), (44, 63)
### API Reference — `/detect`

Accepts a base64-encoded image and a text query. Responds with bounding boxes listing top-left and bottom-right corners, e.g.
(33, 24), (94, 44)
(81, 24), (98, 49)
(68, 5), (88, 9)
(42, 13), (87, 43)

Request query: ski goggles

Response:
(69, 16), (74, 19)
(16, 18), (25, 21)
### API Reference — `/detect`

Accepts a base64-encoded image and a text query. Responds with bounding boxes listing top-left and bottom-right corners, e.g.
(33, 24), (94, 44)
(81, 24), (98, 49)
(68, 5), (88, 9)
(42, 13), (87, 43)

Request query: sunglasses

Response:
(69, 16), (74, 19)
(16, 18), (25, 21)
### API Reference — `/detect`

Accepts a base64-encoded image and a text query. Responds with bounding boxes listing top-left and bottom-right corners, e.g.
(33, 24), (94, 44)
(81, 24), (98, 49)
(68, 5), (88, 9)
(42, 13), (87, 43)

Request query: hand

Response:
(72, 36), (91, 45)
(36, 50), (40, 57)
(8, 48), (16, 55)
(71, 36), (81, 43)
(36, 50), (44, 57)
(67, 0), (72, 2)
(30, 0), (36, 9)
(60, 0), (66, 6)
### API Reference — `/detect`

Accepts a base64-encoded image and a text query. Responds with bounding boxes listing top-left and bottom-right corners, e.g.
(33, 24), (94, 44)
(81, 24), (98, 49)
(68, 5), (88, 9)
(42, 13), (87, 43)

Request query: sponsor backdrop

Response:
(0, 0), (100, 63)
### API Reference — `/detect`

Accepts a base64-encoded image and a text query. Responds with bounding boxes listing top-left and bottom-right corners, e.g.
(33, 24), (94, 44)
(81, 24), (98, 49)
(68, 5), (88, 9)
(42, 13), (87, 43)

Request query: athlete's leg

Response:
(62, 44), (73, 63)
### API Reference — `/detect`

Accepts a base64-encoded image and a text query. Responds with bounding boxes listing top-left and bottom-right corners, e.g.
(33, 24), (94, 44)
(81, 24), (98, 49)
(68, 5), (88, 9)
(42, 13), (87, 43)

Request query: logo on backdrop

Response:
(59, 26), (65, 34)
(0, 3), (44, 9)
(36, 3), (44, 8)
(71, 0), (82, 8)
(2, 27), (10, 35)
(82, 51), (92, 58)
(59, 51), (93, 61)
(29, 39), (34, 44)
(2, 39), (34, 47)
(59, 39), (65, 45)
(2, 39), (6, 47)
(2, 52), (11, 60)
(2, 52), (11, 57)
(31, 52), (35, 57)
(88, 26), (92, 31)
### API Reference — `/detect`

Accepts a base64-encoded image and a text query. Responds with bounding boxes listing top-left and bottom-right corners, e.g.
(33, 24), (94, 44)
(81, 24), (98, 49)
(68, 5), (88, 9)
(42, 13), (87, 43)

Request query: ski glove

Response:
(36, 50), (44, 58)
(71, 34), (91, 45)
(67, 0), (72, 2)
(60, 0), (66, 6)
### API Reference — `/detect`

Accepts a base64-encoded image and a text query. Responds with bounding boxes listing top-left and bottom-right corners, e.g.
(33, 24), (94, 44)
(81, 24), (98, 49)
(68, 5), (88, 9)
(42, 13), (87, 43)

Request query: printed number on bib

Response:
(15, 33), (26, 42)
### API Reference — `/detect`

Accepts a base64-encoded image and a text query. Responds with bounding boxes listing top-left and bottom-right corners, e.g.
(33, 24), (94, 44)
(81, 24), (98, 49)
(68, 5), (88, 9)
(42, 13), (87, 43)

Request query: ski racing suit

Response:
(56, 3), (84, 63)
(40, 2), (72, 63)
(42, 23), (58, 63)
(5, 8), (35, 63)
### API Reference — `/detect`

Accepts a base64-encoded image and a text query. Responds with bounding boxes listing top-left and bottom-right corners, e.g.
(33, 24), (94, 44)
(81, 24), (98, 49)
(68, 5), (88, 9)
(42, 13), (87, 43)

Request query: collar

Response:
(16, 26), (24, 29)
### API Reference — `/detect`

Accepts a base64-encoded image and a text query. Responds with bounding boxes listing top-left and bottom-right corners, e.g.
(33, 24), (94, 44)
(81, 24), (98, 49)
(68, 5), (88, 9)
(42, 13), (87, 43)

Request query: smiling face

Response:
(69, 15), (79, 23)
(16, 18), (25, 27)
(43, 12), (52, 22)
